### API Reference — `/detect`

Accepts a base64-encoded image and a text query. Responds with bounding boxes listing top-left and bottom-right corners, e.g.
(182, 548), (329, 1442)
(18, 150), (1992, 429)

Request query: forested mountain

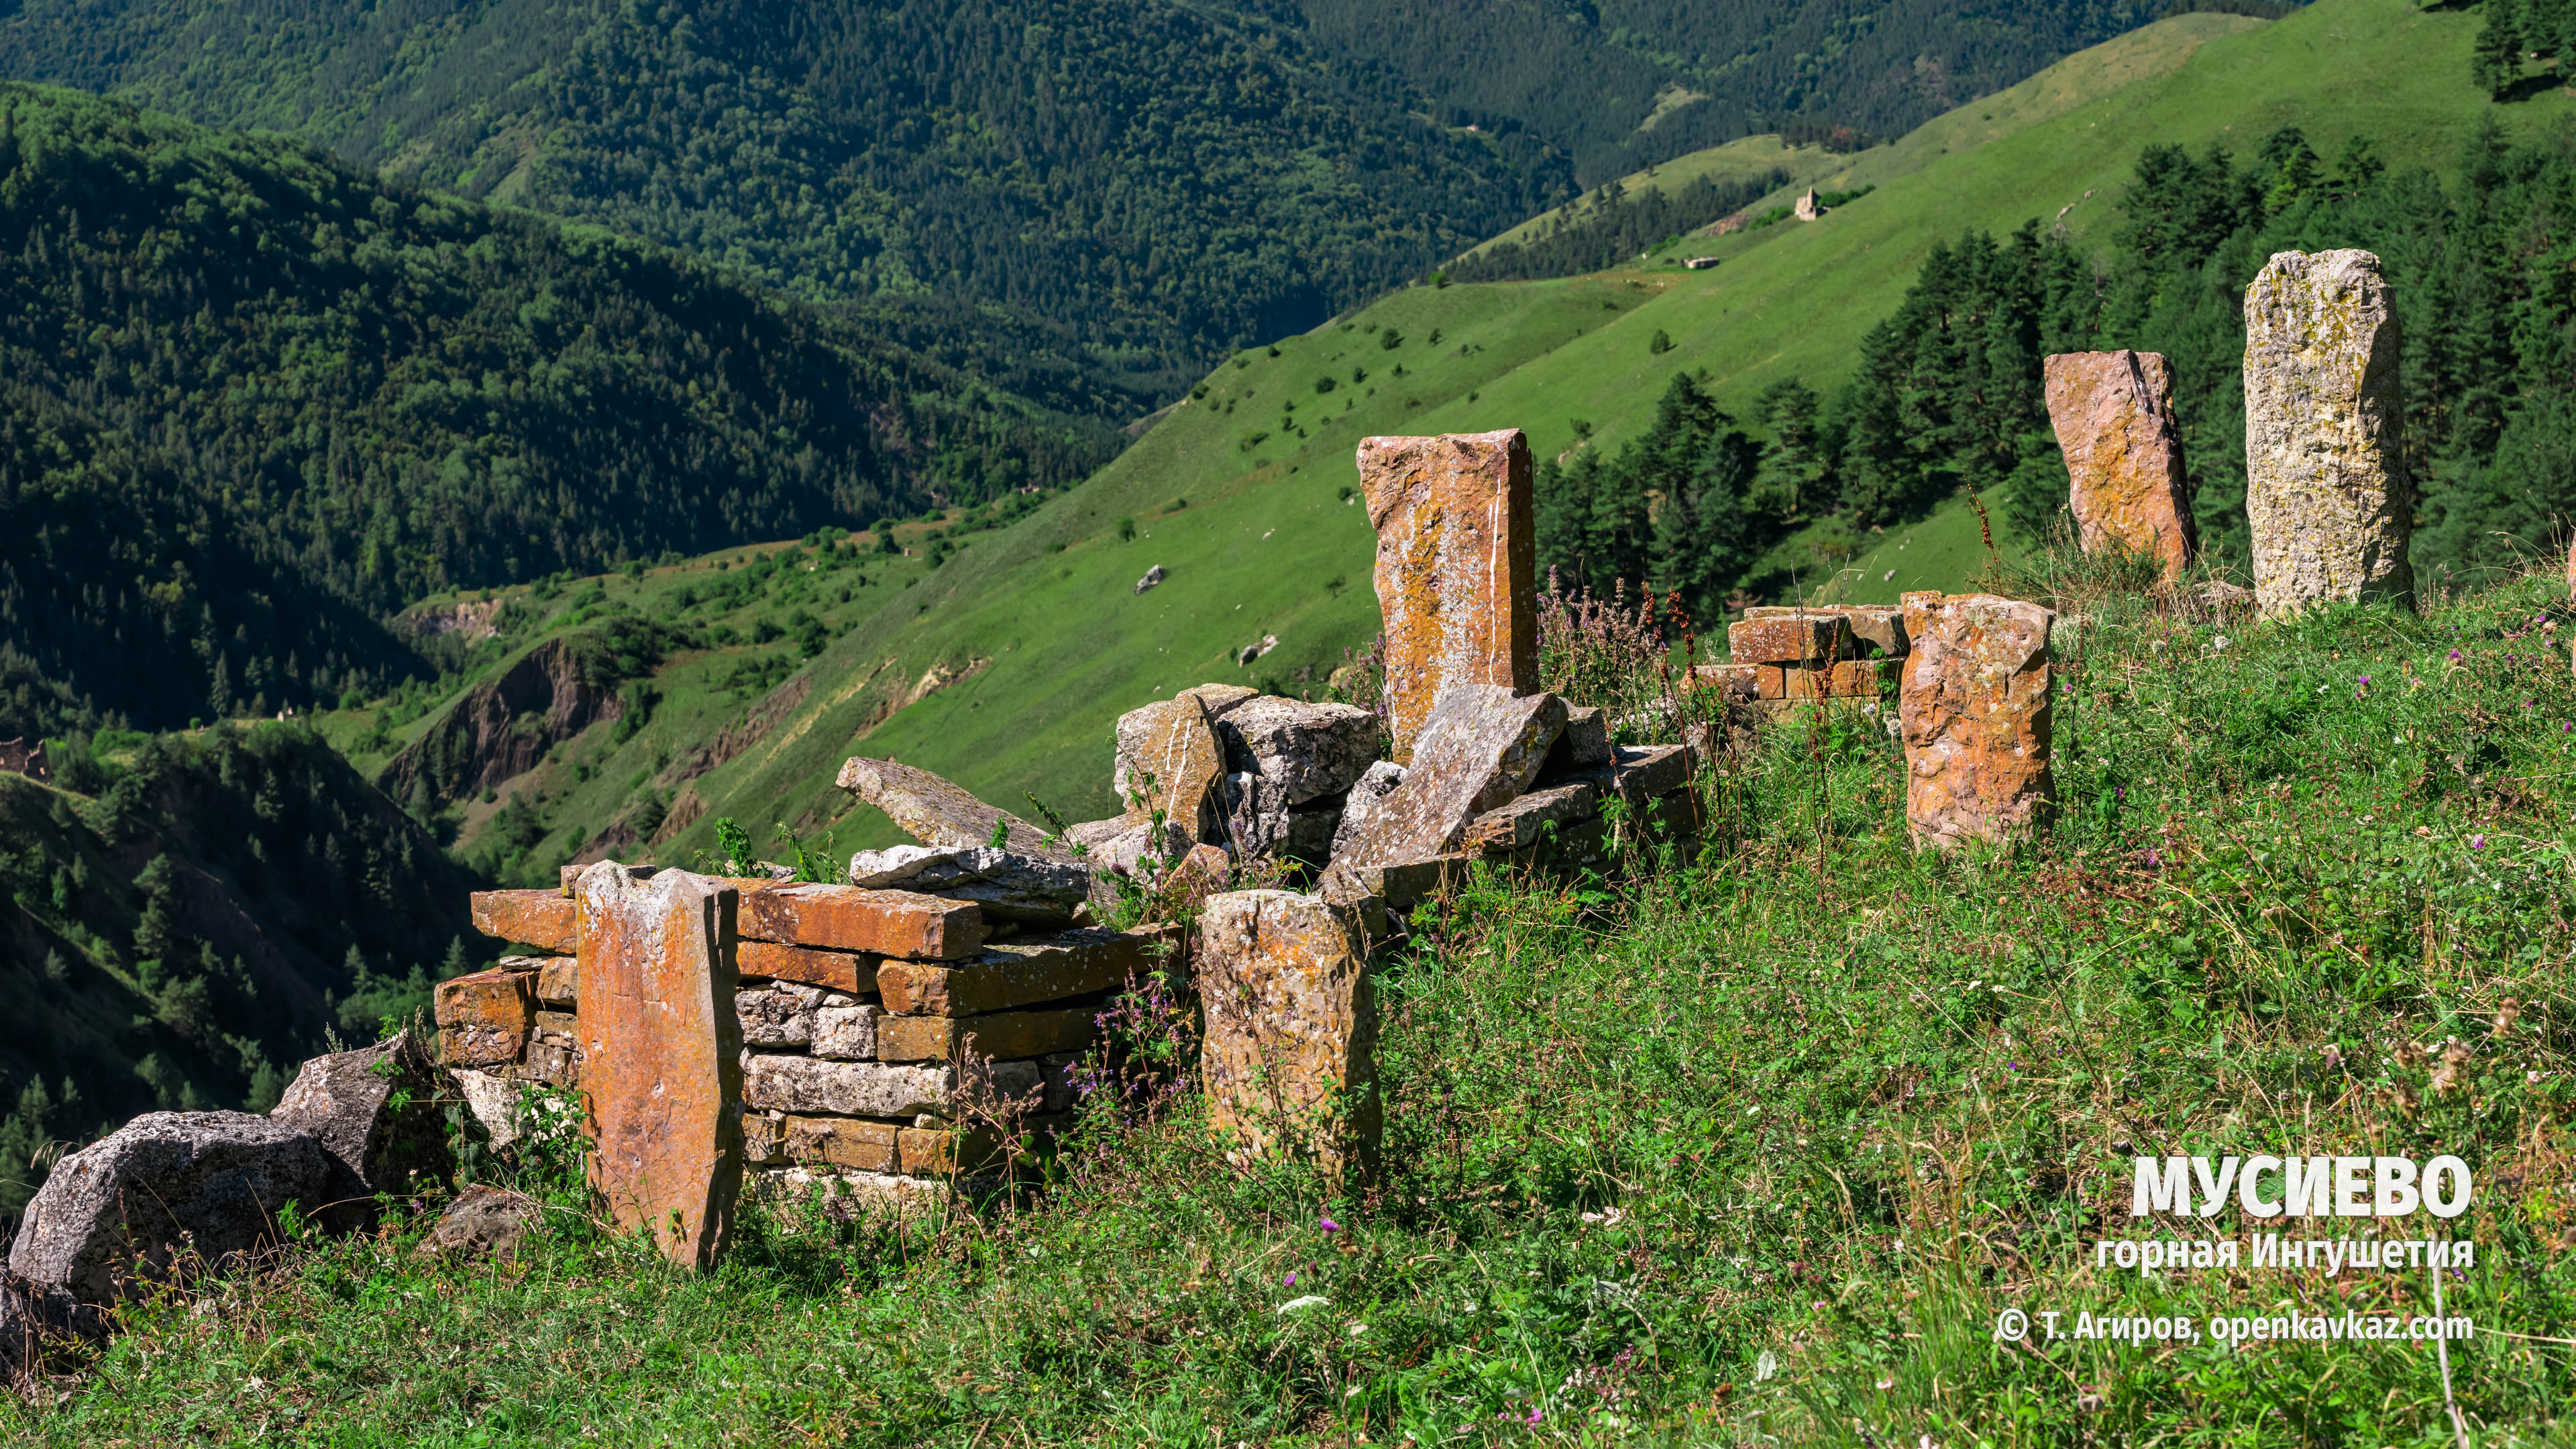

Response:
(1265, 0), (2300, 182)
(0, 0), (2296, 412)
(0, 85), (1114, 741)
(0, 0), (1573, 411)
(0, 722), (478, 1215)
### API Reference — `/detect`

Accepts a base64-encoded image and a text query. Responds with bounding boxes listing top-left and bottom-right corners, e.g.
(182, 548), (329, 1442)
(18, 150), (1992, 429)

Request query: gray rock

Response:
(450, 1069), (527, 1150)
(1134, 564), (1167, 595)
(1081, 818), (1190, 877)
(742, 1055), (954, 1117)
(267, 1030), (453, 1226)
(2243, 248), (2411, 615)
(417, 1184), (541, 1264)
(1336, 686), (1566, 866)
(812, 1004), (883, 1060)
(1542, 706), (1612, 774)
(9, 1112), (330, 1305)
(738, 982), (825, 1047)
(1217, 696), (1382, 804)
(1329, 761), (1406, 863)
(846, 844), (1089, 923)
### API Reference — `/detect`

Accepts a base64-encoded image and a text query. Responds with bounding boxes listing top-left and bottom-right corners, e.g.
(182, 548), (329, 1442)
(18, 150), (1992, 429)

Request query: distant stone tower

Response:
(1794, 187), (1828, 221)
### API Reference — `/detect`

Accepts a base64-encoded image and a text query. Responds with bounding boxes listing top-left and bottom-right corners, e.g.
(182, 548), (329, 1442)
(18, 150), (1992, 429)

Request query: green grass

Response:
(28, 559), (2576, 1444)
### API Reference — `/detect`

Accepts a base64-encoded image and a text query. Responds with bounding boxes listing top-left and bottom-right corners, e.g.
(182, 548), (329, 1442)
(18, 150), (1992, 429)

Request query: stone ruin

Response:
(0, 257), (2438, 1373)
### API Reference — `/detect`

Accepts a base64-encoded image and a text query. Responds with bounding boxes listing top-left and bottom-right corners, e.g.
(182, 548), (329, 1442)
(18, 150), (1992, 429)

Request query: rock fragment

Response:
(8, 1112), (330, 1306)
(845, 844), (1089, 922)
(1197, 891), (1380, 1173)
(268, 1031), (452, 1224)
(1334, 685), (1565, 866)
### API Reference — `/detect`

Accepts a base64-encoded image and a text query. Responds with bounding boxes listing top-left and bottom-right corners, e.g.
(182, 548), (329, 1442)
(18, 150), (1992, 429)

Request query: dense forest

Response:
(1447, 168), (1792, 283)
(1540, 118), (2576, 613)
(0, 86), (1115, 740)
(0, 722), (478, 1215)
(1258, 0), (2301, 182)
(0, 0), (2302, 411)
(0, 0), (1574, 411)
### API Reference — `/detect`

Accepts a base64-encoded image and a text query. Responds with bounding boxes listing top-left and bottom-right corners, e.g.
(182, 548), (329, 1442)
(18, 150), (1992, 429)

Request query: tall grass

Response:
(17, 566), (2576, 1444)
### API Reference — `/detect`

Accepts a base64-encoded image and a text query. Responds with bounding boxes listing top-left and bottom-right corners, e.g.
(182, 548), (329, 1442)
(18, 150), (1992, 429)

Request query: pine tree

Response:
(2474, 0), (2525, 98)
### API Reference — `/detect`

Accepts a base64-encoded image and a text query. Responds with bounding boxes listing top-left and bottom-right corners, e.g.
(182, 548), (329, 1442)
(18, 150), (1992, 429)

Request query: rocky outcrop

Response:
(379, 638), (622, 807)
(2045, 350), (2194, 580)
(2243, 249), (2410, 615)
(8, 1112), (331, 1306)
(1358, 431), (1540, 761)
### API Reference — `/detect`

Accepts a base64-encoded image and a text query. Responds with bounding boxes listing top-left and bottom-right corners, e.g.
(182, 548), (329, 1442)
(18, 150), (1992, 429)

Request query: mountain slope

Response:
(0, 0), (1574, 411)
(0, 84), (1112, 740)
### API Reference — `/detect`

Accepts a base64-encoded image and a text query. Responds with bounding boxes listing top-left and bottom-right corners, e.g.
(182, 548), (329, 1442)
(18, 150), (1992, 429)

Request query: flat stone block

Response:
(737, 939), (875, 995)
(742, 1054), (953, 1118)
(470, 890), (576, 953)
(783, 1116), (901, 1173)
(740, 883), (985, 961)
(876, 1008), (1096, 1063)
(433, 968), (533, 1067)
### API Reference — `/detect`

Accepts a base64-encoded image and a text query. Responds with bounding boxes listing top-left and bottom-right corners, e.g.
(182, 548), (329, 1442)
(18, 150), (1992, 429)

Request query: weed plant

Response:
(19, 565), (2576, 1444)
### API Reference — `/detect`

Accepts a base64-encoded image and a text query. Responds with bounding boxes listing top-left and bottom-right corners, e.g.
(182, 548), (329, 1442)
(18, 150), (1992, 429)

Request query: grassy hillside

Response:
(529, 0), (2530, 859)
(292, 0), (2551, 875)
(30, 561), (2576, 1444)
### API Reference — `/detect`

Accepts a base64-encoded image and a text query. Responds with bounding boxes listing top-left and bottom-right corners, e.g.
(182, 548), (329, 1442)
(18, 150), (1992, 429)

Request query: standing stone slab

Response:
(1336, 684), (1566, 866)
(1197, 891), (1379, 1173)
(2044, 351), (2195, 581)
(2243, 250), (2410, 615)
(1898, 594), (2055, 848)
(1358, 431), (1540, 761)
(574, 863), (743, 1270)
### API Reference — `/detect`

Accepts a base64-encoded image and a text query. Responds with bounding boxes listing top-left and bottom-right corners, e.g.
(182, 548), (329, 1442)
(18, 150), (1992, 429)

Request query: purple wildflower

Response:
(2471, 835), (2487, 850)
(2450, 649), (2463, 661)
(1285, 1271), (1296, 1287)
(1320, 1216), (1340, 1232)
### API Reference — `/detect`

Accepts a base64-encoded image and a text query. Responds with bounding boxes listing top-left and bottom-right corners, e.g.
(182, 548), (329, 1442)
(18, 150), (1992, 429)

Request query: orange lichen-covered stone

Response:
(433, 968), (534, 1067)
(1898, 594), (2055, 849)
(739, 883), (985, 961)
(2044, 351), (2195, 582)
(1357, 431), (1540, 762)
(782, 1116), (900, 1173)
(875, 1008), (1097, 1064)
(1196, 890), (1379, 1174)
(737, 939), (875, 994)
(469, 890), (577, 953)
(1727, 613), (1845, 665)
(572, 864), (744, 1271)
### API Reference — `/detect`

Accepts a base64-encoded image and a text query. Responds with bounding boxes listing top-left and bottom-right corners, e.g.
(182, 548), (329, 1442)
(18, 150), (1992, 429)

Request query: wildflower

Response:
(1285, 1271), (1296, 1287)
(2471, 834), (2487, 849)
(2357, 676), (2371, 686)
(2211, 635), (2230, 651)
(1320, 1216), (1340, 1232)
(2450, 649), (2463, 661)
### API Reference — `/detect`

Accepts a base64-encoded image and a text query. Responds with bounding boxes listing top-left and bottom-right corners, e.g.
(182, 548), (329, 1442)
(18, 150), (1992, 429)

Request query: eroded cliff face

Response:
(378, 640), (622, 808)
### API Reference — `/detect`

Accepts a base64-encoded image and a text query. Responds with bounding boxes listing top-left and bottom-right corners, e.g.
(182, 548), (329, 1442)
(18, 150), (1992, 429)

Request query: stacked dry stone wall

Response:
(1690, 604), (1909, 714)
(438, 870), (1179, 1216)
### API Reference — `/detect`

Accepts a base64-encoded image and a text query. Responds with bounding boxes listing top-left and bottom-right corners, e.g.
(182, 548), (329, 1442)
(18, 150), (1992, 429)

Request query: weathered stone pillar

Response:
(574, 863), (743, 1269)
(2243, 249), (2410, 615)
(1898, 593), (2054, 848)
(1197, 890), (1379, 1174)
(2043, 350), (2194, 580)
(1357, 431), (1539, 762)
